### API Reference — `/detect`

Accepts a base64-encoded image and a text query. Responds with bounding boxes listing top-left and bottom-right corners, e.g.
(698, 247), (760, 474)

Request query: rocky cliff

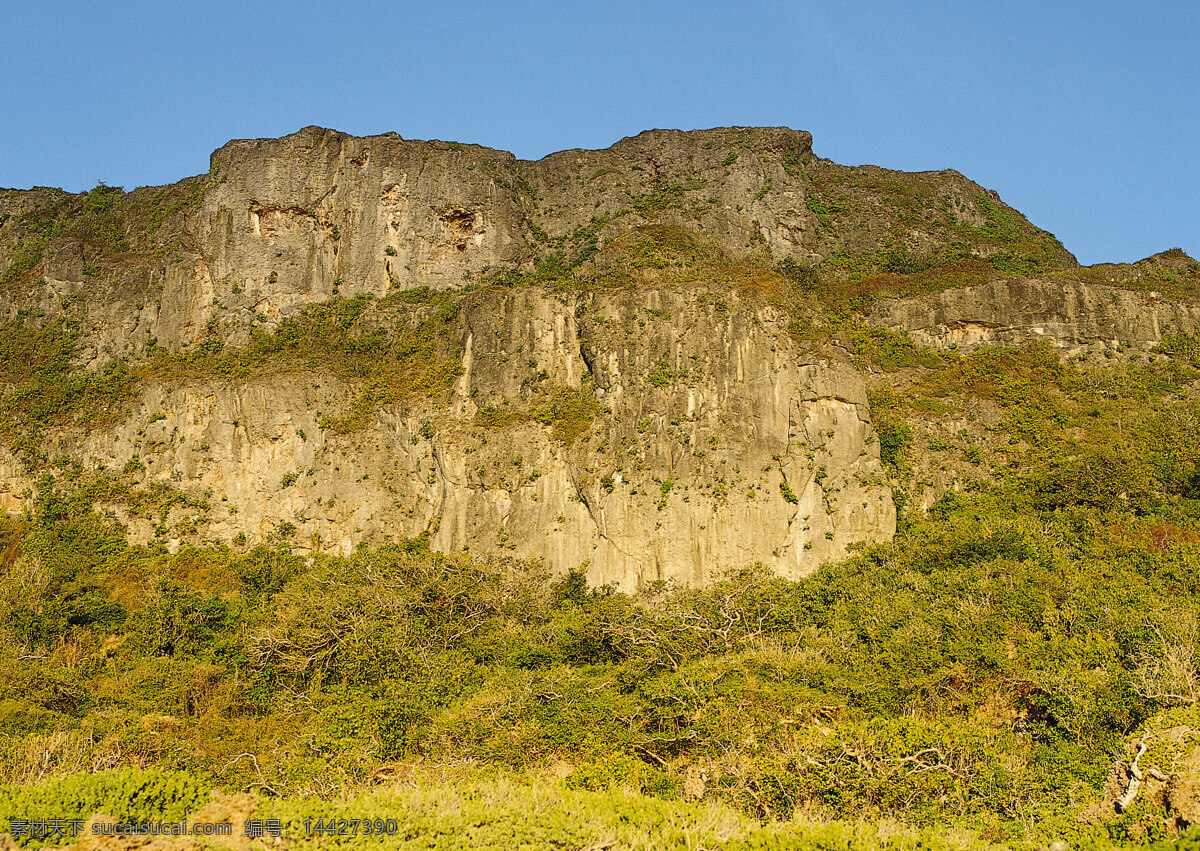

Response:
(3, 285), (893, 591)
(1, 126), (1197, 587)
(0, 125), (1074, 364)
(873, 274), (1200, 352)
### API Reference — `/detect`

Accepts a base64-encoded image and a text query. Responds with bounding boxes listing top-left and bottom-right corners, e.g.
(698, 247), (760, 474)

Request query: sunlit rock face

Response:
(6, 124), (1118, 587)
(873, 277), (1200, 352)
(37, 286), (893, 592)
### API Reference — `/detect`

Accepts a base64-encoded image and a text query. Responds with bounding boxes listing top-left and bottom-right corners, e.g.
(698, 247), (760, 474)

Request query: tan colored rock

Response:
(0, 446), (33, 514)
(2, 125), (1056, 359)
(1170, 744), (1200, 827)
(44, 286), (894, 590)
(873, 277), (1200, 351)
(15, 126), (1186, 589)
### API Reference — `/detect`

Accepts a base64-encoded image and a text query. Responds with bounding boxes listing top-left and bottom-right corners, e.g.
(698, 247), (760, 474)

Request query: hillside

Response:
(3, 127), (1200, 848)
(0, 125), (1154, 585)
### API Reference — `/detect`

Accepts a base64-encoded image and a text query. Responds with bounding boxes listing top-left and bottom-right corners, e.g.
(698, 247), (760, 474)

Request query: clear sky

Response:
(2, 0), (1195, 265)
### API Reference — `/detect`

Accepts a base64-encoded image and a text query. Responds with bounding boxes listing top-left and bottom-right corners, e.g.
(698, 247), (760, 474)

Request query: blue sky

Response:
(2, 1), (1196, 265)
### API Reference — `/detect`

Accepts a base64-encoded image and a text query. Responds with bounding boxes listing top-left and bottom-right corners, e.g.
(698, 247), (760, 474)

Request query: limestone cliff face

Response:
(872, 277), (1200, 350)
(2, 125), (1069, 366)
(193, 129), (525, 313)
(27, 287), (892, 591)
(182, 125), (1069, 333)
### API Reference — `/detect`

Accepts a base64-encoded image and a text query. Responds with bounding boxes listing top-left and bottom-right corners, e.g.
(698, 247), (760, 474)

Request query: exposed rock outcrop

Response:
(2, 126), (1195, 587)
(41, 286), (892, 590)
(872, 276), (1200, 351)
(4, 125), (1072, 364)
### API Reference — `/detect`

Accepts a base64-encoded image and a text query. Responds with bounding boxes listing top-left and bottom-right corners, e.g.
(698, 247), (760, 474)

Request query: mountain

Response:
(0, 126), (1195, 590)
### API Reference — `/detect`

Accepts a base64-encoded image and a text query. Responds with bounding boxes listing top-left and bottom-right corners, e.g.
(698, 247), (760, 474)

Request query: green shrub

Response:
(533, 386), (601, 444)
(0, 769), (209, 846)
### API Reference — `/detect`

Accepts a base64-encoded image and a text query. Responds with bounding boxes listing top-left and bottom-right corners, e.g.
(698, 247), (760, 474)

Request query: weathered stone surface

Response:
(2, 125), (1072, 366)
(0, 446), (33, 515)
(193, 128), (526, 314)
(48, 287), (892, 591)
(873, 277), (1200, 350)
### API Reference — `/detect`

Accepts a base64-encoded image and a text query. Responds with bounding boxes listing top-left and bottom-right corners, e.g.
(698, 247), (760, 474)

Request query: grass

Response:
(0, 770), (1070, 850)
(828, 257), (999, 311)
